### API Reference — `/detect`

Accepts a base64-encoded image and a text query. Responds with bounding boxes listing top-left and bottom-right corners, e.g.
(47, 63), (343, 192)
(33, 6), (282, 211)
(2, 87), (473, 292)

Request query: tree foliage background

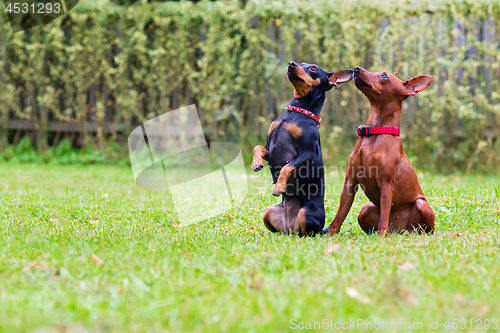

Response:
(0, 0), (499, 172)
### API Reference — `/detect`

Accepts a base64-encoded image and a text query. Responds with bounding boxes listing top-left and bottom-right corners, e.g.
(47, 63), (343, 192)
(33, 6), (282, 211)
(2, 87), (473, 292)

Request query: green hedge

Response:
(1, 0), (499, 172)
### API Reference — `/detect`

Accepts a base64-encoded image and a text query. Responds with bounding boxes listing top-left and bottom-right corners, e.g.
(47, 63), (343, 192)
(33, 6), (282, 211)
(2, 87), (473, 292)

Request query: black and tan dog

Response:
(252, 61), (353, 236)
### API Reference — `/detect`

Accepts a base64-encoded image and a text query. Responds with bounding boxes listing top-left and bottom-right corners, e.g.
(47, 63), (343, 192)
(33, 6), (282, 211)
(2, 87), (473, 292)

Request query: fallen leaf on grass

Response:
(325, 243), (340, 255)
(252, 277), (263, 290)
(345, 287), (371, 304)
(396, 285), (419, 305)
(454, 293), (466, 305)
(249, 226), (256, 230)
(398, 262), (413, 272)
(91, 254), (105, 265)
(478, 304), (490, 317)
(22, 262), (37, 273)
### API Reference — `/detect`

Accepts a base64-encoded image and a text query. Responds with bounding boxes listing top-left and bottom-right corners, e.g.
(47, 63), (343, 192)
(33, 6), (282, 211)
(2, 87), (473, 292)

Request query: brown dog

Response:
(325, 66), (436, 235)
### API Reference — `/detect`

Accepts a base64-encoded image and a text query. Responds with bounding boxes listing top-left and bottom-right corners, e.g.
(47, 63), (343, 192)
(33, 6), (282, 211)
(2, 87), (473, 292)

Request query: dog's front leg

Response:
(252, 145), (269, 172)
(377, 182), (394, 235)
(272, 151), (314, 196)
(327, 177), (358, 236)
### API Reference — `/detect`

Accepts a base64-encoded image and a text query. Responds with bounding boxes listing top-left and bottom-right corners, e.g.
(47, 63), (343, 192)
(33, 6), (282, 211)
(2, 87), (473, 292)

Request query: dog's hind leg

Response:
(407, 199), (435, 234)
(294, 204), (325, 236)
(358, 201), (435, 234)
(358, 203), (380, 234)
(263, 196), (304, 234)
(263, 204), (285, 233)
(358, 203), (415, 234)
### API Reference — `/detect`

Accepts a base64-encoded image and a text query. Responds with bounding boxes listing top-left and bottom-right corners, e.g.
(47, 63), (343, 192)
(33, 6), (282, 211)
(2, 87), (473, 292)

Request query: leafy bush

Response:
(0, 0), (499, 172)
(14, 138), (37, 163)
(42, 149), (54, 163)
(2, 146), (14, 162)
(53, 139), (74, 164)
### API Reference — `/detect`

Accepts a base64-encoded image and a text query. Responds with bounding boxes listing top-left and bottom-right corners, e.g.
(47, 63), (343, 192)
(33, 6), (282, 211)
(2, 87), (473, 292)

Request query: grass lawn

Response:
(0, 162), (499, 332)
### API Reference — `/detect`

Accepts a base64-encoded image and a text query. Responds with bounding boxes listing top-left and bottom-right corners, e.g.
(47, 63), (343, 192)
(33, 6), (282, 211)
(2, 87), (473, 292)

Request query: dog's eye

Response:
(310, 67), (317, 72)
(381, 74), (388, 79)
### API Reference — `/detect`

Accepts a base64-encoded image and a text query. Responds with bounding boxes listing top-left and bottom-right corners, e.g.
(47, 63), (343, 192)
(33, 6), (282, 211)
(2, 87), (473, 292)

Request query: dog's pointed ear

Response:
(326, 70), (353, 90)
(403, 75), (434, 96)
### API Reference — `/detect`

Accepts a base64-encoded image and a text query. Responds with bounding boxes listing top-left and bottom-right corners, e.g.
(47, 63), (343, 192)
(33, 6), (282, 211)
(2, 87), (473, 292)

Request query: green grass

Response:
(0, 162), (499, 332)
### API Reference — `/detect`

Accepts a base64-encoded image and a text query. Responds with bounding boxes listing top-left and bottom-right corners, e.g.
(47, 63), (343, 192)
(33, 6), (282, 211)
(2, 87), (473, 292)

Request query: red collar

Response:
(357, 125), (400, 137)
(285, 106), (321, 127)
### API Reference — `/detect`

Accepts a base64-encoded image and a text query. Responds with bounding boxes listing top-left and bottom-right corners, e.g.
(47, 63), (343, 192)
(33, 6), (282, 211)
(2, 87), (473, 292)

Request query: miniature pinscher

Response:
(252, 61), (353, 236)
(325, 66), (435, 235)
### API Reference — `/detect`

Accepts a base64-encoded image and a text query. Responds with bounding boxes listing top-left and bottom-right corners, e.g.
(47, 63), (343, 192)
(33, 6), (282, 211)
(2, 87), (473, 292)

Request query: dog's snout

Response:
(288, 61), (297, 68)
(354, 66), (362, 72)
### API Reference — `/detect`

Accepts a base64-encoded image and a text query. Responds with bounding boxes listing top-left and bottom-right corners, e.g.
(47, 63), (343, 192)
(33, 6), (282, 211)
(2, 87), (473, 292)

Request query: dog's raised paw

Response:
(252, 157), (264, 172)
(252, 163), (263, 172)
(272, 184), (285, 196)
